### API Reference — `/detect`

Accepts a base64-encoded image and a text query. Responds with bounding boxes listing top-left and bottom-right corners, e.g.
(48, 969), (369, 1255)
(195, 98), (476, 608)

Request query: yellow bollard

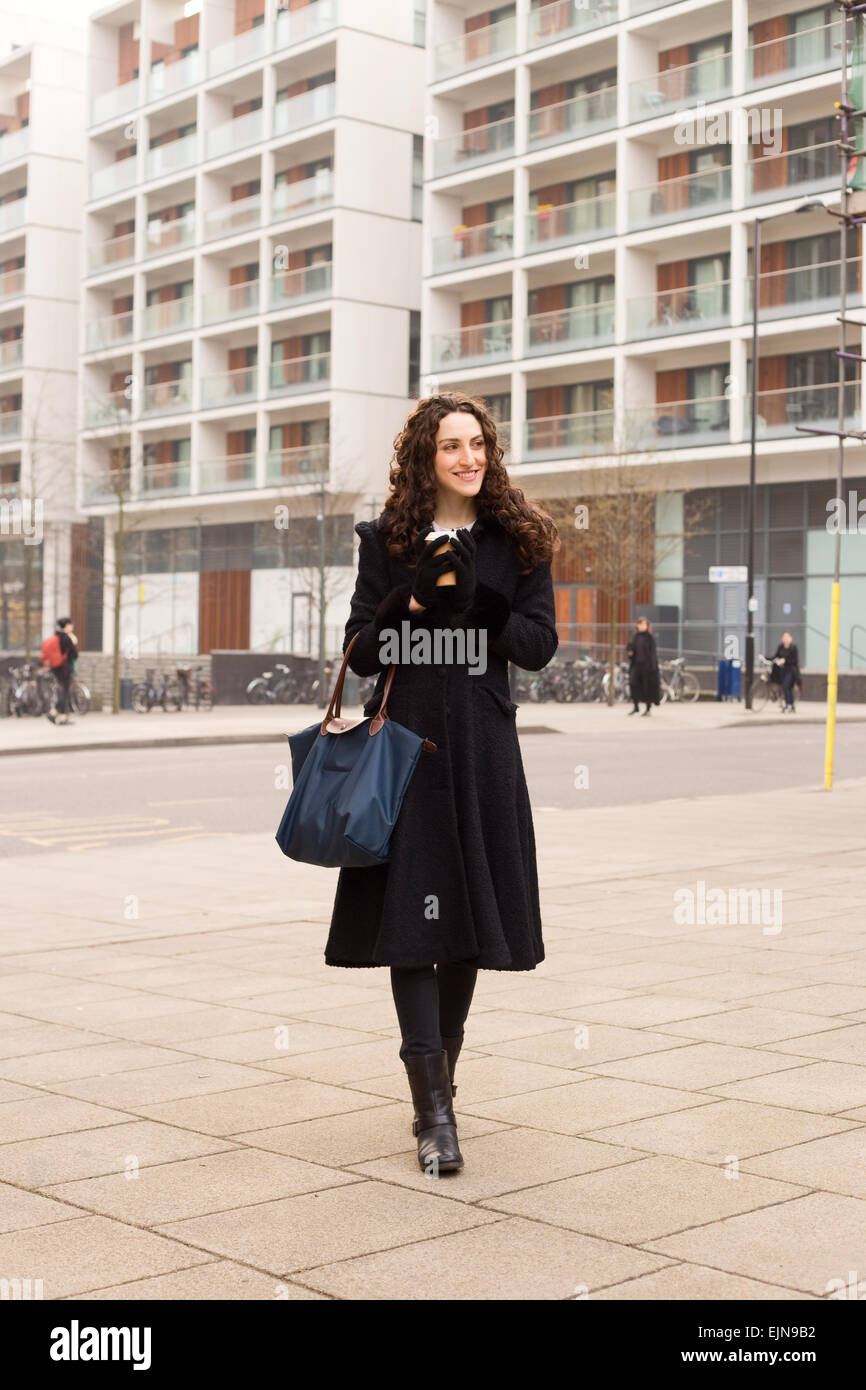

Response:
(824, 581), (841, 790)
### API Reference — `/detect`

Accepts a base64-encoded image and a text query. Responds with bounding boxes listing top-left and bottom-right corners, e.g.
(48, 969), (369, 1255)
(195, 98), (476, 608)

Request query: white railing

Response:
(274, 0), (338, 49)
(199, 453), (256, 491)
(0, 198), (26, 233)
(0, 128), (29, 167)
(148, 50), (200, 100)
(0, 339), (22, 368)
(90, 158), (138, 201)
(266, 442), (329, 482)
(91, 78), (140, 126)
(206, 108), (264, 161)
(432, 117), (515, 176)
(88, 231), (135, 273)
(145, 212), (195, 257)
(203, 193), (261, 241)
(141, 296), (194, 337)
(270, 261), (332, 305)
(146, 132), (197, 180)
(200, 280), (260, 324)
(268, 350), (331, 393)
(0, 267), (25, 299)
(433, 14), (516, 79)
(273, 84), (336, 136)
(208, 25), (268, 78)
(85, 311), (133, 352)
(142, 377), (192, 415)
(271, 169), (334, 219)
(200, 367), (258, 406)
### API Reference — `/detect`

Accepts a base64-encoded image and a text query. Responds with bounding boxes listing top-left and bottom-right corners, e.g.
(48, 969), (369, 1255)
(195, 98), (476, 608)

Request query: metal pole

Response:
(745, 215), (761, 710)
(318, 477), (326, 708)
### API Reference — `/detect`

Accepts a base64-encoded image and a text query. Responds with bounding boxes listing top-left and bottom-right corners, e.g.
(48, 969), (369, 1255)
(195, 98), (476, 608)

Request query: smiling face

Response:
(432, 411), (487, 503)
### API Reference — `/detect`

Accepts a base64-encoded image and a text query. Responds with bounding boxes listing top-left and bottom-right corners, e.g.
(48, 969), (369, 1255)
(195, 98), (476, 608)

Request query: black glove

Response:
(438, 527), (477, 613)
(410, 525), (458, 608)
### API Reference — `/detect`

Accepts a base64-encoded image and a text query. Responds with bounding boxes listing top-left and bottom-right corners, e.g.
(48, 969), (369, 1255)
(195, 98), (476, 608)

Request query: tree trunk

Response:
(23, 535), (33, 658)
(112, 505), (124, 715)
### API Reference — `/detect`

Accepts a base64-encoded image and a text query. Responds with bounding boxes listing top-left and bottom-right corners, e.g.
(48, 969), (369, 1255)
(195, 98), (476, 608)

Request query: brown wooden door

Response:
(199, 570), (250, 653)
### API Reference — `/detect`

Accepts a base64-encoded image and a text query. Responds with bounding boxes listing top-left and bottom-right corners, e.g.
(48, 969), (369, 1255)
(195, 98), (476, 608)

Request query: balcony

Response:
(629, 52), (732, 123)
(87, 231), (135, 273)
(433, 14), (516, 80)
(83, 390), (132, 429)
(751, 380), (860, 439)
(266, 441), (329, 482)
(271, 169), (334, 219)
(200, 280), (259, 325)
(524, 409), (614, 459)
(748, 260), (860, 321)
(431, 319), (512, 370)
(0, 128), (29, 167)
(626, 396), (731, 449)
(0, 339), (22, 369)
(270, 261), (332, 306)
(626, 282), (731, 340)
(629, 166), (731, 231)
(526, 301), (615, 355)
(746, 141), (837, 206)
(200, 366), (258, 407)
(432, 217), (514, 273)
(84, 309), (133, 352)
(91, 79), (140, 126)
(747, 17), (842, 91)
(268, 351), (331, 395)
(529, 0), (618, 48)
(90, 159), (138, 201)
(142, 296), (193, 337)
(208, 25), (268, 79)
(273, 84), (336, 136)
(0, 199), (26, 234)
(148, 51), (200, 101)
(199, 453), (256, 492)
(141, 461), (190, 498)
(529, 87), (617, 149)
(142, 377), (192, 416)
(145, 211), (195, 257)
(206, 109), (264, 161)
(0, 267), (24, 300)
(203, 192), (261, 241)
(527, 194), (615, 250)
(147, 133), (197, 180)
(275, 0), (338, 50)
(0, 410), (21, 439)
(432, 118), (515, 177)
(82, 469), (130, 504)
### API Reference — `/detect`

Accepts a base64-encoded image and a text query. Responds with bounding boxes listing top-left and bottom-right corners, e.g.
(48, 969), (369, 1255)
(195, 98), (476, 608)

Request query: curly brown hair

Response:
(380, 393), (558, 573)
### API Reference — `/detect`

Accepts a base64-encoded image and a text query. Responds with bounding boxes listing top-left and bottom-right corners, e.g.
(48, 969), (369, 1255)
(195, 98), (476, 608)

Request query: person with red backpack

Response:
(41, 617), (78, 725)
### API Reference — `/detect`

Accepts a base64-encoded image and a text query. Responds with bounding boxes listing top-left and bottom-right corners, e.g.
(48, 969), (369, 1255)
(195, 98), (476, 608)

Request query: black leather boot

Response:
(441, 1032), (464, 1098)
(404, 1051), (464, 1174)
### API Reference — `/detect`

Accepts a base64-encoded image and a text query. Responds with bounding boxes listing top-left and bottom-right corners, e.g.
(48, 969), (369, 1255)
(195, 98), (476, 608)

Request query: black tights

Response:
(390, 963), (478, 1060)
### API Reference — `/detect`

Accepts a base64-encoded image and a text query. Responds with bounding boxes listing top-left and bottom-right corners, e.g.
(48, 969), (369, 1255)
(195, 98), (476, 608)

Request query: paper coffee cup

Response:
(427, 529), (458, 586)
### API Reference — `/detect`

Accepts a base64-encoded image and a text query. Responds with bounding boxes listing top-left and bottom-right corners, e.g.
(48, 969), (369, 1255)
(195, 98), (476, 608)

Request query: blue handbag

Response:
(275, 633), (437, 868)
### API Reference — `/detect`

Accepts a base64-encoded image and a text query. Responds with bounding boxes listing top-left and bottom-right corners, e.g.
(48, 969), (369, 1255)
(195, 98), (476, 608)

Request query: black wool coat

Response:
(325, 508), (558, 972)
(627, 630), (661, 705)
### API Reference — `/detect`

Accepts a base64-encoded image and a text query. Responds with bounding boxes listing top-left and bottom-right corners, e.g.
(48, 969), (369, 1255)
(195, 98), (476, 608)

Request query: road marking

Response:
(147, 798), (233, 806)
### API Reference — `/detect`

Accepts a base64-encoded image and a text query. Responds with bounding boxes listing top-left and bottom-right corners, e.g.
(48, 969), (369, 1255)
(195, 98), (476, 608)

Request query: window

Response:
(408, 309), (421, 398)
(412, 134), (423, 222)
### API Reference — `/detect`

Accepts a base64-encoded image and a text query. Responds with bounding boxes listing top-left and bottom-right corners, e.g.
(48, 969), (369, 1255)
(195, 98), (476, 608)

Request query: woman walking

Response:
(325, 393), (558, 1174)
(627, 616), (661, 716)
(769, 631), (801, 713)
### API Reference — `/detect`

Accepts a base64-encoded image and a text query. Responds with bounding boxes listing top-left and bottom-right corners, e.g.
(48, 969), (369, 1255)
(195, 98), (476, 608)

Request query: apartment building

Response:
(0, 8), (87, 651)
(80, 0), (424, 658)
(423, 0), (866, 668)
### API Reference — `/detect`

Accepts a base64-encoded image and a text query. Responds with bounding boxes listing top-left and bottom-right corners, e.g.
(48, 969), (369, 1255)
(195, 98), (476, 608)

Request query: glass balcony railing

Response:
(141, 296), (194, 337)
(208, 25), (268, 78)
(431, 319), (512, 370)
(527, 194), (615, 249)
(0, 199), (26, 233)
(626, 396), (731, 449)
(275, 0), (339, 50)
(148, 50), (200, 101)
(90, 159), (138, 201)
(433, 15), (516, 80)
(271, 169), (334, 219)
(432, 218), (514, 272)
(203, 193), (261, 241)
(0, 410), (21, 438)
(747, 260), (860, 320)
(82, 470), (131, 504)
(141, 377), (192, 416)
(746, 141), (837, 205)
(199, 453), (256, 492)
(0, 339), (23, 368)
(629, 166), (731, 231)
(200, 280), (259, 324)
(530, 0), (618, 48)
(528, 87), (617, 148)
(0, 128), (29, 167)
(629, 53), (732, 122)
(206, 109), (264, 161)
(268, 351), (331, 394)
(145, 212), (195, 257)
(88, 231), (135, 273)
(626, 281), (731, 340)
(630, 0), (678, 13)
(270, 261), (332, 306)
(273, 84), (336, 136)
(84, 310), (134, 352)
(147, 133), (198, 180)
(0, 268), (24, 300)
(525, 410), (615, 458)
(747, 18), (842, 90)
(432, 117), (515, 176)
(526, 301), (615, 354)
(83, 391), (132, 429)
(141, 461), (191, 498)
(266, 442), (330, 483)
(91, 78), (140, 126)
(200, 367), (258, 407)
(751, 380), (860, 439)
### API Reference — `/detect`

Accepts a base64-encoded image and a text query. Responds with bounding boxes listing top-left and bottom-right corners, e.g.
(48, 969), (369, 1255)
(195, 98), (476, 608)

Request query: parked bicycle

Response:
(246, 663), (294, 704)
(131, 669), (183, 713)
(661, 657), (701, 703)
(174, 665), (215, 711)
(748, 655), (784, 712)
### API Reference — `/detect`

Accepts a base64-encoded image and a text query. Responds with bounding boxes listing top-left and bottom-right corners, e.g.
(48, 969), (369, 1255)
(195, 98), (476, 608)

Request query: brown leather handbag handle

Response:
(319, 632), (435, 751)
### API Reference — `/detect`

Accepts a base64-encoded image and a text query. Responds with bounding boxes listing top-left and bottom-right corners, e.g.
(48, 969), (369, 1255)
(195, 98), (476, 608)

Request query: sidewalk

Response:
(2, 697), (865, 756)
(1, 776), (866, 1298)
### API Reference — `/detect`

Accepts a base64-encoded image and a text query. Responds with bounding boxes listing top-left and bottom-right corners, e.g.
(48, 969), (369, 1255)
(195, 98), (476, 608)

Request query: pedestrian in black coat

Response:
(627, 617), (661, 716)
(768, 632), (801, 712)
(324, 392), (559, 1175)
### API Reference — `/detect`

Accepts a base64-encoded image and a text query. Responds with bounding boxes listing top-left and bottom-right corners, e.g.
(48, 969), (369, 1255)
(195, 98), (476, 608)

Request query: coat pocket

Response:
(474, 684), (518, 718)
